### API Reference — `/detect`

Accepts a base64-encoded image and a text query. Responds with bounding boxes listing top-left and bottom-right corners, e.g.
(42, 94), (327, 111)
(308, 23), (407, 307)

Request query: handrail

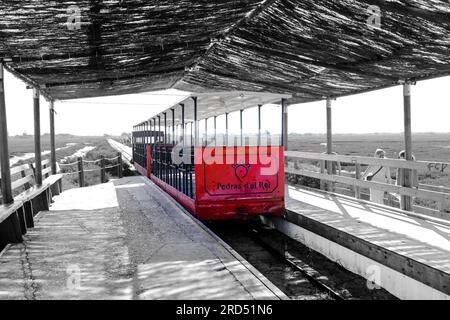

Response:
(285, 167), (450, 203)
(285, 152), (450, 216)
(285, 151), (450, 173)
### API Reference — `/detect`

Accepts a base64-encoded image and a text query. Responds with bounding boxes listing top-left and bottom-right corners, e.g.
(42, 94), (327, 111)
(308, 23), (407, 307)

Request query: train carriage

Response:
(132, 92), (291, 220)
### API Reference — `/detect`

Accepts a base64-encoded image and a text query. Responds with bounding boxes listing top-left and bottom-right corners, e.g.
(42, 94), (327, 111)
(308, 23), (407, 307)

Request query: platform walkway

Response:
(267, 185), (450, 300)
(0, 176), (285, 300)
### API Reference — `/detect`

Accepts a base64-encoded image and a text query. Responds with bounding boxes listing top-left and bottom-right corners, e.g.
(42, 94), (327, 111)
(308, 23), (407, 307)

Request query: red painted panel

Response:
(194, 146), (285, 220)
(151, 174), (196, 214)
(134, 162), (148, 177)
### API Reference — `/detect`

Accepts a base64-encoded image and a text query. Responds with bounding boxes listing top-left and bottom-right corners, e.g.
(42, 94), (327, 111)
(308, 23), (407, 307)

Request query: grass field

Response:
(288, 132), (450, 162)
(7, 134), (130, 192)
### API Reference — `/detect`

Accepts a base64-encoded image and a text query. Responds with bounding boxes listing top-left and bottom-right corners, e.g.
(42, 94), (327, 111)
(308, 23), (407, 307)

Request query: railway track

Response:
(208, 220), (396, 300)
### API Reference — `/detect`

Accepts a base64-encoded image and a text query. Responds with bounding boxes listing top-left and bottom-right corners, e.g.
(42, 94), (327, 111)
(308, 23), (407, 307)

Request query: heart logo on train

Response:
(232, 163), (251, 182)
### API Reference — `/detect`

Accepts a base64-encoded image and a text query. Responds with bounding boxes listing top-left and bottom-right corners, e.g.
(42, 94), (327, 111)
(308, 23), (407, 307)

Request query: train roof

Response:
(2, 1), (450, 102)
(134, 91), (291, 126)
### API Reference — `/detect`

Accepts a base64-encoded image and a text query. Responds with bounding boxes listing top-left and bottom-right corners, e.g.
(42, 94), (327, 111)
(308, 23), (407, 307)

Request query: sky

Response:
(3, 69), (450, 136)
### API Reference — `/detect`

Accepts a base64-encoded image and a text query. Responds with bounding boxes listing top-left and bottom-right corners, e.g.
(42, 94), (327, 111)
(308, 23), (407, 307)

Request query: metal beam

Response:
(240, 109), (244, 146)
(33, 88), (42, 186)
(193, 97), (198, 147)
(49, 100), (57, 174)
(326, 97), (332, 156)
(164, 112), (167, 144)
(214, 116), (217, 146)
(225, 112), (229, 146)
(258, 104), (262, 146)
(402, 82), (413, 211)
(281, 98), (288, 150)
(158, 116), (161, 143)
(0, 63), (13, 204)
(181, 104), (185, 147)
(172, 108), (176, 145)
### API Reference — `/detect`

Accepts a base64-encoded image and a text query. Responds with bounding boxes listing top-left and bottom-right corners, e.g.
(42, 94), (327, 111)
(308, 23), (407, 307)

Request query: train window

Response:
(261, 104), (282, 146)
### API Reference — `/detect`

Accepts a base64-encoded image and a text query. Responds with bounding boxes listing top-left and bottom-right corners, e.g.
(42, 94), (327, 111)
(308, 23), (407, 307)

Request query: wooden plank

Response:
(42, 166), (52, 176)
(285, 151), (450, 172)
(285, 167), (450, 204)
(11, 175), (34, 192)
(10, 164), (31, 176)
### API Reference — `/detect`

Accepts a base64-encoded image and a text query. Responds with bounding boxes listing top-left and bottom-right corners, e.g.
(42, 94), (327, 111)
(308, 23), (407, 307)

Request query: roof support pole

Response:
(401, 82), (414, 211)
(326, 97), (333, 156)
(326, 97), (333, 192)
(193, 97), (198, 147)
(258, 104), (262, 146)
(214, 116), (217, 147)
(190, 122), (193, 147)
(172, 109), (175, 145)
(49, 100), (57, 174)
(225, 113), (229, 147)
(181, 104), (185, 147)
(158, 116), (161, 143)
(204, 118), (208, 147)
(281, 98), (288, 150)
(148, 120), (152, 144)
(154, 118), (157, 144)
(240, 109), (244, 146)
(0, 63), (13, 204)
(146, 121), (149, 144)
(164, 113), (167, 145)
(149, 120), (152, 143)
(33, 88), (42, 186)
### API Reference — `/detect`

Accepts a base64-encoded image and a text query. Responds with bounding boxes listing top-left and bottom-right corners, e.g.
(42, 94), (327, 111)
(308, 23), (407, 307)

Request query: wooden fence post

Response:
(21, 168), (31, 190)
(320, 160), (325, 190)
(118, 152), (123, 178)
(100, 155), (106, 183)
(77, 157), (84, 188)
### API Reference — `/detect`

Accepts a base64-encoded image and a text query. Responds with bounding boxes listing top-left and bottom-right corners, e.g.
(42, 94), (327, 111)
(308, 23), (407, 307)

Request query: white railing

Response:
(285, 151), (450, 218)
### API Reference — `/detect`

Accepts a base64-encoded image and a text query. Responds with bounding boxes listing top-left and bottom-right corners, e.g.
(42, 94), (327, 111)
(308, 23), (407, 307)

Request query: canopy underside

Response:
(1, 0), (449, 102)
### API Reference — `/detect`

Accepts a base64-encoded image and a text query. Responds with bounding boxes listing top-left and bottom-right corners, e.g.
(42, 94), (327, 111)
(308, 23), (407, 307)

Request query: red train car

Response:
(132, 92), (290, 220)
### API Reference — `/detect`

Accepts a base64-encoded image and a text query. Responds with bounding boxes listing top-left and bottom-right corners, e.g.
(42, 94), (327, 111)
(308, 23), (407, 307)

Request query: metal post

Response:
(158, 115), (161, 143)
(326, 97), (333, 156)
(77, 157), (84, 188)
(0, 63), (13, 204)
(204, 117), (208, 147)
(258, 104), (262, 146)
(33, 88), (42, 186)
(172, 108), (175, 145)
(402, 82), (413, 211)
(49, 100), (57, 175)
(100, 155), (106, 183)
(281, 98), (288, 150)
(164, 112), (167, 144)
(190, 122), (193, 147)
(326, 97), (333, 192)
(240, 110), (243, 146)
(181, 104), (185, 147)
(214, 116), (217, 146)
(225, 112), (229, 146)
(117, 152), (123, 178)
(193, 97), (198, 147)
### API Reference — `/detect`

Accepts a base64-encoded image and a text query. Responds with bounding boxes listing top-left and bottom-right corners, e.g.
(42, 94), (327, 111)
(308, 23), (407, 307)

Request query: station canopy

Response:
(1, 0), (450, 103)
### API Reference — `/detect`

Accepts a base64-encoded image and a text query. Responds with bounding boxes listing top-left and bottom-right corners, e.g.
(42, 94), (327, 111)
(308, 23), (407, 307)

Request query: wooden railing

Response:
(58, 153), (123, 187)
(285, 151), (450, 218)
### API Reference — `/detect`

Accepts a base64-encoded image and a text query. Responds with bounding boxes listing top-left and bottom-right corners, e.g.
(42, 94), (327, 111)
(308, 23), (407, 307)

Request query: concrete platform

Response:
(0, 176), (285, 300)
(267, 185), (450, 300)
